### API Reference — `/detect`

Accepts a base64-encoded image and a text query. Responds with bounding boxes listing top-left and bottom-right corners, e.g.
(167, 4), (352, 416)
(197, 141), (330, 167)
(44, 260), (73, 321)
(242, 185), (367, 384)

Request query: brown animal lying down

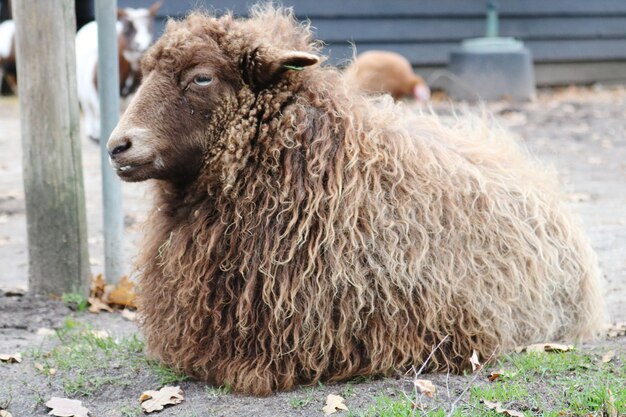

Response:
(107, 5), (604, 395)
(345, 50), (431, 101)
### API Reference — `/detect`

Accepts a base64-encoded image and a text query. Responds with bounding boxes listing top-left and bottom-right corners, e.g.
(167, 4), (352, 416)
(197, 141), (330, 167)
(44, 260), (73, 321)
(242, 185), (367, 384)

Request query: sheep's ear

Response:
(277, 51), (320, 72)
(244, 48), (320, 87)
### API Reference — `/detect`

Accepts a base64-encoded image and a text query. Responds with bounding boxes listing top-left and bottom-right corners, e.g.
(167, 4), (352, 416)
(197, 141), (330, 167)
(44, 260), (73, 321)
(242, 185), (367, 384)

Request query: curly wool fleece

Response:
(116, 5), (604, 395)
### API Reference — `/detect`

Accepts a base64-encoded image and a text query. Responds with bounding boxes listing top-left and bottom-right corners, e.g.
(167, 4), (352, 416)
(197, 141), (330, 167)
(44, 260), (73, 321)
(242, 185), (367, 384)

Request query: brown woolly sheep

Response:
(345, 50), (431, 101)
(106, 6), (605, 395)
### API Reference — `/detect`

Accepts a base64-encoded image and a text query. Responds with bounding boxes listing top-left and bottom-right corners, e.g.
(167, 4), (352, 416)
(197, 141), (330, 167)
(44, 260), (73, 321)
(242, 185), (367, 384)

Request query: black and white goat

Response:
(75, 2), (161, 142)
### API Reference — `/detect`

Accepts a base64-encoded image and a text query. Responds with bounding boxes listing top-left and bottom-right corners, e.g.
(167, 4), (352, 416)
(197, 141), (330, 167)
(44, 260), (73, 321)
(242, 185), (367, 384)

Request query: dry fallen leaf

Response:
(470, 350), (481, 372)
(515, 343), (573, 354)
(588, 156), (602, 165)
(567, 192), (591, 203)
(488, 371), (503, 382)
(414, 379), (436, 398)
(90, 330), (110, 339)
(120, 309), (137, 321)
(45, 397), (90, 417)
(103, 276), (137, 308)
(322, 394), (348, 415)
(606, 322), (626, 338)
(482, 400), (525, 417)
(601, 350), (616, 364)
(601, 139), (613, 149)
(36, 328), (56, 336)
(140, 386), (184, 413)
(89, 274), (106, 298)
(606, 388), (618, 417)
(0, 410), (13, 417)
(3, 285), (27, 297)
(34, 363), (56, 376)
(0, 353), (21, 363)
(87, 297), (113, 314)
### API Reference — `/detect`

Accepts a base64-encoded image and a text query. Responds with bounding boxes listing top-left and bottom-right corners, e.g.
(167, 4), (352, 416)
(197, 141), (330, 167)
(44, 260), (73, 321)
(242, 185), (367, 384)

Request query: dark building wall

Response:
(115, 0), (626, 85)
(0, 0), (94, 30)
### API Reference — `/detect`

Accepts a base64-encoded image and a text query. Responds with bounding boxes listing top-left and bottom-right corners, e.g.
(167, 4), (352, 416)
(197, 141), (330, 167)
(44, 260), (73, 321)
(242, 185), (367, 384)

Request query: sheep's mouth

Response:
(113, 162), (153, 181)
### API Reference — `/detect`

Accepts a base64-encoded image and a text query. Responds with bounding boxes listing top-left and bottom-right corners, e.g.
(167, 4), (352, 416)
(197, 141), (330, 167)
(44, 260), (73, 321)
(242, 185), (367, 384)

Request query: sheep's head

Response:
(107, 11), (319, 184)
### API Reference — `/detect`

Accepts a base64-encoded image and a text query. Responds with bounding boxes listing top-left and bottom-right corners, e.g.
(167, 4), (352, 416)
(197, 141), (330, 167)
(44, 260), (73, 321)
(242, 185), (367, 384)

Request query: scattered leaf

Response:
(103, 276), (137, 308)
(567, 192), (591, 203)
(515, 343), (573, 353)
(90, 330), (110, 339)
(36, 328), (56, 336)
(4, 285), (27, 297)
(0, 353), (21, 363)
(45, 397), (90, 417)
(606, 322), (626, 338)
(0, 410), (13, 417)
(482, 400), (525, 417)
(87, 297), (113, 314)
(601, 350), (616, 364)
(601, 139), (613, 149)
(606, 388), (618, 417)
(322, 394), (348, 415)
(469, 350), (481, 372)
(89, 274), (106, 298)
(34, 363), (56, 376)
(140, 386), (184, 413)
(120, 309), (137, 321)
(414, 379), (436, 398)
(488, 371), (503, 382)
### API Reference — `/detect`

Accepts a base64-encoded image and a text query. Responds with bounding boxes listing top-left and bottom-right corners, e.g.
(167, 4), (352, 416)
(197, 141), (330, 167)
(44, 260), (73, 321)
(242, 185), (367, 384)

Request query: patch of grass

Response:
(61, 293), (89, 312)
(62, 374), (129, 397)
(147, 360), (189, 386)
(351, 349), (625, 417)
(342, 381), (356, 398)
(119, 404), (143, 417)
(204, 384), (232, 397)
(499, 350), (593, 379)
(30, 318), (146, 397)
(470, 380), (529, 403)
(289, 389), (316, 409)
(28, 316), (202, 398)
(290, 383), (325, 409)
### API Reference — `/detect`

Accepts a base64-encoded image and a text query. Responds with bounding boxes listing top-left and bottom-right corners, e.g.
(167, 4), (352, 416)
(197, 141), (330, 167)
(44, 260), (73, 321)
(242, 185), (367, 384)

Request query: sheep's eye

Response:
(193, 75), (212, 86)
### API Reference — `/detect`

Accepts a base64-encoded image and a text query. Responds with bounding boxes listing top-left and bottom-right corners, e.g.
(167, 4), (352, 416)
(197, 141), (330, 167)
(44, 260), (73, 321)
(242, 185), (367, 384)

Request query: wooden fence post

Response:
(13, 0), (90, 295)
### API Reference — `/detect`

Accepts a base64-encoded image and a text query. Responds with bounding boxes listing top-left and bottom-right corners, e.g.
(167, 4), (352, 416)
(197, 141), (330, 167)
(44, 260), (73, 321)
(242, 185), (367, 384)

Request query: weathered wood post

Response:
(13, 0), (90, 295)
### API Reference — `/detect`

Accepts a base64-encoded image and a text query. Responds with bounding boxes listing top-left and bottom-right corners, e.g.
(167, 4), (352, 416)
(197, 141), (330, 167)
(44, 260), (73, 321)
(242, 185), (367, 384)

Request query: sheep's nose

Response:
(108, 138), (132, 158)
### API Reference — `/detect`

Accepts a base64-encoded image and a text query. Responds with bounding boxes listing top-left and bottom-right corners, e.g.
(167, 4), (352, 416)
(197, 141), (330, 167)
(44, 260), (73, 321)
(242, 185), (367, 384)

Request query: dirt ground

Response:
(0, 86), (625, 416)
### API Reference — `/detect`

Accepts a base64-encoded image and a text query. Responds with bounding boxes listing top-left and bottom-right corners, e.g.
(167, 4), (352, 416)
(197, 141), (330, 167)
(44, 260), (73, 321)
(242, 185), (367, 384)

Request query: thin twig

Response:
(445, 364), (451, 400)
(415, 335), (450, 377)
(446, 347), (499, 417)
(406, 335), (450, 417)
